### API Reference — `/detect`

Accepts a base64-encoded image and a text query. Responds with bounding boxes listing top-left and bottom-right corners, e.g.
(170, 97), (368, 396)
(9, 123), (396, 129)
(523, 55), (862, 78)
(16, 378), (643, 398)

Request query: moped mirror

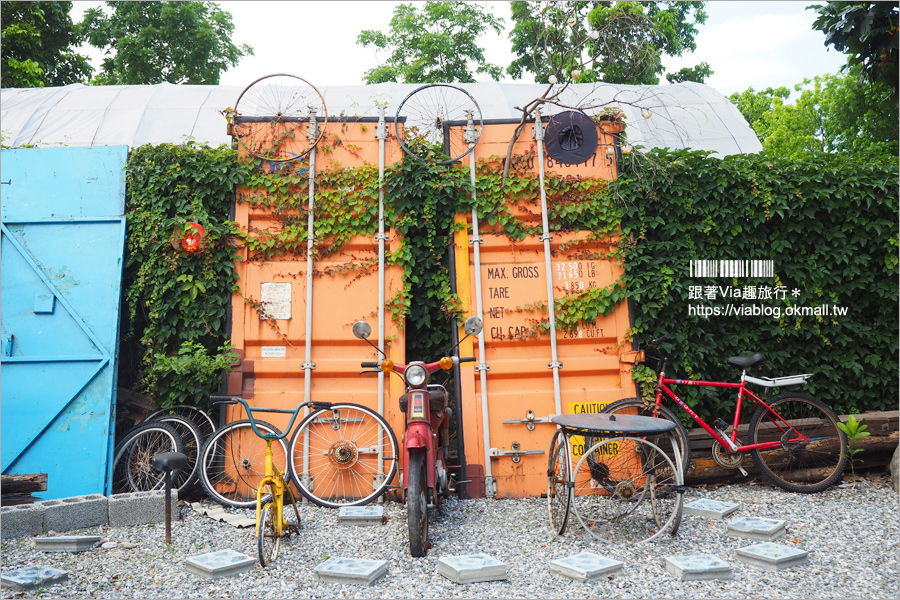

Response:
(463, 316), (483, 336)
(352, 321), (372, 340)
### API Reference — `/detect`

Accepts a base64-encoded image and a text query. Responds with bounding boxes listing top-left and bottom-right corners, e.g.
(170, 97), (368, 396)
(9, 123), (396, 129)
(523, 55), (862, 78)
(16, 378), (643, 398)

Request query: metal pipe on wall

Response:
(533, 108), (563, 416)
(300, 111), (319, 487)
(465, 113), (495, 497)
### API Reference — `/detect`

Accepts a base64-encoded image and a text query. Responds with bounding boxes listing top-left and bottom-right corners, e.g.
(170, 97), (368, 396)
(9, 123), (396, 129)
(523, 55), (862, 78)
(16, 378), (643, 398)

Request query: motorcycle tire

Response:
(407, 452), (428, 558)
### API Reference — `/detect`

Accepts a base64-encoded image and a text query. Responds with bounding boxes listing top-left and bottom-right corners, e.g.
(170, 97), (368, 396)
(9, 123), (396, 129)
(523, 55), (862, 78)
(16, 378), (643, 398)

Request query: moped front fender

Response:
(403, 423), (435, 491)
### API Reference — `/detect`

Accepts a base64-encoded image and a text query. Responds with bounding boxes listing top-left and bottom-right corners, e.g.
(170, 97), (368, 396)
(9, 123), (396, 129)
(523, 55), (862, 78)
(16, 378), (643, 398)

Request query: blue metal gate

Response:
(1, 146), (127, 499)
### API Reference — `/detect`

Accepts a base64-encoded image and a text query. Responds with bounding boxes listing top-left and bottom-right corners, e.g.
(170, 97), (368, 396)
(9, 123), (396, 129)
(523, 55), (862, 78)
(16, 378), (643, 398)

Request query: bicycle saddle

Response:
(727, 353), (766, 370)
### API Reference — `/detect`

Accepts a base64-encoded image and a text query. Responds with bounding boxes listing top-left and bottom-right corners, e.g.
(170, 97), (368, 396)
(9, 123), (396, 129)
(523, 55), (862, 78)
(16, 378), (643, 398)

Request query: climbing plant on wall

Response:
(122, 141), (249, 411)
(121, 135), (897, 425)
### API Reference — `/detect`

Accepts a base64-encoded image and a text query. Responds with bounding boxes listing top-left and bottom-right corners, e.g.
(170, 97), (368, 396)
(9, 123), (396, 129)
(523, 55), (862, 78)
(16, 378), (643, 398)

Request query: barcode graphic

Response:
(689, 260), (774, 278)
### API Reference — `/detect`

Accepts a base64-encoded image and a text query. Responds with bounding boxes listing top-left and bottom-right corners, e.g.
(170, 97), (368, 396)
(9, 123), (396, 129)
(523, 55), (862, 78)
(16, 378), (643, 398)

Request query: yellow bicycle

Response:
(204, 396), (399, 566)
(210, 397), (302, 567)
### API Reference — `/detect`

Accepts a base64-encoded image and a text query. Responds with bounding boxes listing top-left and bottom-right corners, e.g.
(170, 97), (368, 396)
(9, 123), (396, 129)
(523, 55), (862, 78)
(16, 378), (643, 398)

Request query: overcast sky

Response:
(72, 1), (848, 98)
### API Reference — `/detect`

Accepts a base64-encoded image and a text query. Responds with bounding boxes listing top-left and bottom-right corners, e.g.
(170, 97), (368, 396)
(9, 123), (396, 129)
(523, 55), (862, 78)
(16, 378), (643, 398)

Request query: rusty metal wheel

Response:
(232, 73), (327, 162)
(395, 83), (482, 164)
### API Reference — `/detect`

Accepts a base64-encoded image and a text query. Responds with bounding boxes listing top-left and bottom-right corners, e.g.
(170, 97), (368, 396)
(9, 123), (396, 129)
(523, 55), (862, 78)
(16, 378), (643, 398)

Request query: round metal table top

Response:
(551, 412), (676, 435)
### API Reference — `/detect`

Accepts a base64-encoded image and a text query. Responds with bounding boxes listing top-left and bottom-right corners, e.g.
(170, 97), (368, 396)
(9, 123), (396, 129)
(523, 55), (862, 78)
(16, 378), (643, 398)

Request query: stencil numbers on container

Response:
(482, 260), (606, 341)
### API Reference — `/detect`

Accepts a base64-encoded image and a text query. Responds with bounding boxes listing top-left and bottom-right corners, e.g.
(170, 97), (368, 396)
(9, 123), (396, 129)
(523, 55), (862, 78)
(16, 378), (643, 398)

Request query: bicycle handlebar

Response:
(645, 333), (671, 348)
(209, 395), (305, 441)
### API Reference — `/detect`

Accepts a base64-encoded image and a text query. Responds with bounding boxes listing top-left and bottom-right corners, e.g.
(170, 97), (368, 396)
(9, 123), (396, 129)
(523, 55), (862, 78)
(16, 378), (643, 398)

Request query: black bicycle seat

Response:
(727, 353), (766, 370)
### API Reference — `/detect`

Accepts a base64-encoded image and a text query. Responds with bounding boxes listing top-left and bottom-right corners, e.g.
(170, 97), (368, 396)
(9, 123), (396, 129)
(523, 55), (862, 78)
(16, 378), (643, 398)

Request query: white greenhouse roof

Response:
(1, 81), (761, 155)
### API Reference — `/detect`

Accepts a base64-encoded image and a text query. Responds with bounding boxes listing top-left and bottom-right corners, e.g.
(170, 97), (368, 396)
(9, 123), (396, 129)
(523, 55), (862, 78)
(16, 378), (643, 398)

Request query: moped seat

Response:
(399, 389), (447, 413)
(727, 353), (766, 370)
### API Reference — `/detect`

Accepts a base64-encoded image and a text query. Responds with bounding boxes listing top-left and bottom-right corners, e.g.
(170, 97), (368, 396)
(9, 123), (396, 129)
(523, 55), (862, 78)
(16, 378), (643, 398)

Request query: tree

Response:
(731, 66), (898, 158)
(810, 1), (899, 97)
(80, 1), (252, 85)
(728, 86), (791, 131)
(356, 1), (504, 84)
(666, 62), (713, 84)
(507, 1), (709, 85)
(1, 1), (93, 88)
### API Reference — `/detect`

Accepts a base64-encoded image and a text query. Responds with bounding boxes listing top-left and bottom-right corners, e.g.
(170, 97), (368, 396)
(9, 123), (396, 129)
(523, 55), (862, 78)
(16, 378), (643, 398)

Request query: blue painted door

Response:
(1, 146), (127, 499)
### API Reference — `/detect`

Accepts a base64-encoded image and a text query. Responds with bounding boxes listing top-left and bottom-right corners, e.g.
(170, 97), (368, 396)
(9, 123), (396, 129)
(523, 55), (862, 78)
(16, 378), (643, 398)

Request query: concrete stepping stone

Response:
(1, 566), (69, 591)
(437, 554), (507, 584)
(726, 516), (787, 541)
(735, 542), (809, 571)
(313, 557), (388, 586)
(683, 498), (740, 520)
(664, 555), (733, 581)
(34, 535), (101, 553)
(549, 552), (624, 582)
(338, 506), (384, 526)
(185, 549), (256, 579)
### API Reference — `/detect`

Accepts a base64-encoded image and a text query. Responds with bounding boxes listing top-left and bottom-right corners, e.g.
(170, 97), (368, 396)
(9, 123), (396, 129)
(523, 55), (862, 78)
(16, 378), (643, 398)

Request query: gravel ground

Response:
(2, 472), (897, 599)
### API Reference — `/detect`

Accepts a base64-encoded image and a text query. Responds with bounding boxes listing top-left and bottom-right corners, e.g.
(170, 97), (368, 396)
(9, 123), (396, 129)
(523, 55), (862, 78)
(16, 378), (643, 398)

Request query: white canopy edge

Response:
(1, 81), (760, 155)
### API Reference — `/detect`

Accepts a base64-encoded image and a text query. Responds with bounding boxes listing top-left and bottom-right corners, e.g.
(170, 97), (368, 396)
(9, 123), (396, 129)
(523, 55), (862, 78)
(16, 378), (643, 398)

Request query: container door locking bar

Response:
(489, 441), (544, 464)
(502, 410), (555, 431)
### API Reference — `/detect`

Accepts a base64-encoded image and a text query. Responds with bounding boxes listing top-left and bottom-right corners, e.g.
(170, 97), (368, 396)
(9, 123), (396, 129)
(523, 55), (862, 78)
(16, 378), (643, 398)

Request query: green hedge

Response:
(121, 142), (248, 411)
(615, 149), (899, 422)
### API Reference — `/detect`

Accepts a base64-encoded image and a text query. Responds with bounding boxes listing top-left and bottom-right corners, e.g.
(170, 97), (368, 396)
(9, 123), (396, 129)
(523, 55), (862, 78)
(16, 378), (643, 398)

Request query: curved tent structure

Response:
(1, 81), (760, 155)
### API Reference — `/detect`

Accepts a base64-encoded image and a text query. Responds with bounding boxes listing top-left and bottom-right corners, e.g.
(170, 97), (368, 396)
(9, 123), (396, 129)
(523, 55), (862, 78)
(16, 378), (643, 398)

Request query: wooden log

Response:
(1, 473), (47, 494)
(0, 494), (41, 506)
(685, 430), (898, 485)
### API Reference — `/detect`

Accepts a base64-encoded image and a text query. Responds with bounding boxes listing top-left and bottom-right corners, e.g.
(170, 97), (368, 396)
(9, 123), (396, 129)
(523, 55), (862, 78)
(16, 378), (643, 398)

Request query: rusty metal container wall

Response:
(228, 120), (407, 442)
(452, 120), (635, 498)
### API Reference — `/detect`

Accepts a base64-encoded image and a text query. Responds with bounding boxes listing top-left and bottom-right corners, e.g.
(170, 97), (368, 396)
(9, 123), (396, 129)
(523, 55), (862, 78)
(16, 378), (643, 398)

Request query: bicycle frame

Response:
(653, 373), (810, 454)
(256, 438), (290, 537)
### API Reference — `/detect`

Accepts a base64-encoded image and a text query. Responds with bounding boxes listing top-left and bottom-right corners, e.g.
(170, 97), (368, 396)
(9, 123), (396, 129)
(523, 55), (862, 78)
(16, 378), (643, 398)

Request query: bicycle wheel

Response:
(199, 420), (287, 508)
(147, 414), (203, 496)
(257, 500), (280, 567)
(571, 437), (682, 544)
(233, 73), (327, 162)
(145, 405), (216, 442)
(600, 397), (691, 478)
(547, 429), (571, 535)
(748, 393), (848, 493)
(288, 403), (398, 508)
(395, 83), (482, 164)
(111, 422), (183, 494)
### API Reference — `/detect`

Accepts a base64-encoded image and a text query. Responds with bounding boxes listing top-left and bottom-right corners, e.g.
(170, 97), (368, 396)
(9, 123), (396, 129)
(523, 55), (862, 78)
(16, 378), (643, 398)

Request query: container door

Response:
(1, 146), (127, 499)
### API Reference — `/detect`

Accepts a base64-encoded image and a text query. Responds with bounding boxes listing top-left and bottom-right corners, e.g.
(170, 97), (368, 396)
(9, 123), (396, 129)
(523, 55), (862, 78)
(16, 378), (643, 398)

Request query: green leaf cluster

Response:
(616, 148), (899, 422)
(122, 141), (250, 410)
(731, 65), (898, 158)
(357, 1), (504, 84)
(1, 1), (93, 87)
(81, 1), (253, 85)
(810, 1), (899, 97)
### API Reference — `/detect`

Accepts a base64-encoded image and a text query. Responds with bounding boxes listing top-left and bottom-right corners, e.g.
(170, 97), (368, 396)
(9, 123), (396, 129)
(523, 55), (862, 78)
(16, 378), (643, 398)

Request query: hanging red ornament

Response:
(180, 222), (205, 253)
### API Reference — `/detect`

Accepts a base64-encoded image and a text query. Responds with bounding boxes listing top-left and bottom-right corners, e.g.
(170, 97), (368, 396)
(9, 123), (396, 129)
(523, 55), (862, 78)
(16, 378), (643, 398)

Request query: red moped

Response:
(353, 317), (482, 557)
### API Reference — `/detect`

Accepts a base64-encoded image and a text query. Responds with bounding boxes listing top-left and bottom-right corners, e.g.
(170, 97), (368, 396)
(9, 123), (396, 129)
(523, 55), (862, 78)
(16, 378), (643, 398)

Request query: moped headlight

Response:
(404, 364), (428, 387)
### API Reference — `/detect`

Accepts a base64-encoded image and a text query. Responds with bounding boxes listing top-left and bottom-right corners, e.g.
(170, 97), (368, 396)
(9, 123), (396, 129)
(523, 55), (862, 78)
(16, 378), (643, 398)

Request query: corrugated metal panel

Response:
(452, 121), (634, 498)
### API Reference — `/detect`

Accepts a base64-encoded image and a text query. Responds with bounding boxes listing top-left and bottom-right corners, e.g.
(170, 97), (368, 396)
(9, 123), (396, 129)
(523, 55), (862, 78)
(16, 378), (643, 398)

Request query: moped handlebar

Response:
(459, 356), (476, 363)
(361, 361), (380, 368)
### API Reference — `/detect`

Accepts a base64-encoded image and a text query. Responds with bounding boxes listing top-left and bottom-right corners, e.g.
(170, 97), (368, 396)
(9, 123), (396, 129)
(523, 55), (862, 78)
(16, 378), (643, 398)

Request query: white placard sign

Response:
(260, 282), (292, 320)
(261, 346), (287, 358)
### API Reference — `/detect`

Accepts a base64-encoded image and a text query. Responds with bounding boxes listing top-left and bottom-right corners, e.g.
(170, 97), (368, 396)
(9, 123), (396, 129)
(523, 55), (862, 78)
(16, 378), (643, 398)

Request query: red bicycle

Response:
(600, 334), (848, 493)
